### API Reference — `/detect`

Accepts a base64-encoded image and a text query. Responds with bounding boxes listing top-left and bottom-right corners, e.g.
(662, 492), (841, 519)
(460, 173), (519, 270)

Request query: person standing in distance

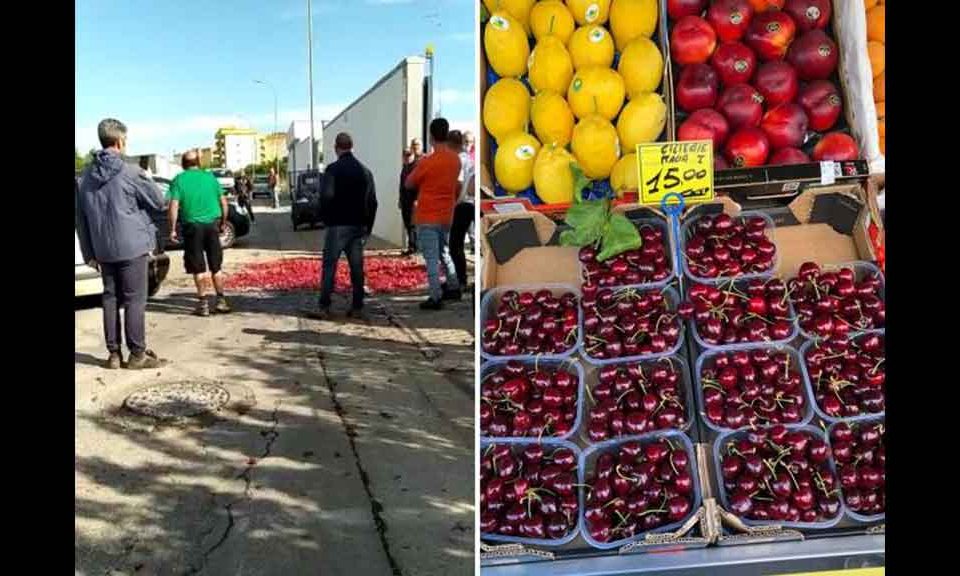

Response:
(168, 150), (231, 317)
(398, 148), (418, 256)
(405, 118), (461, 310)
(308, 132), (378, 321)
(447, 130), (475, 291)
(268, 166), (279, 209)
(76, 118), (166, 369)
(410, 137), (424, 162)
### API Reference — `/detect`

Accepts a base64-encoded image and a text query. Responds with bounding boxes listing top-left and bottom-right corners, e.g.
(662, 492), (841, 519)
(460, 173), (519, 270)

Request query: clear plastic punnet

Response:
(579, 285), (685, 365)
(799, 331), (886, 425)
(480, 438), (582, 547)
(578, 431), (702, 550)
(792, 261), (886, 342)
(578, 217), (677, 292)
(686, 278), (799, 352)
(826, 416), (886, 524)
(694, 344), (814, 434)
(480, 357), (586, 443)
(680, 211), (778, 285)
(578, 355), (695, 445)
(480, 283), (582, 362)
(713, 424), (845, 530)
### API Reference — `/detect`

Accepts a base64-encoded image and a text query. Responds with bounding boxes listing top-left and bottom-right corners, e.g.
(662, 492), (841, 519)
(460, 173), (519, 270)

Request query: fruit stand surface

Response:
(483, 533), (883, 574)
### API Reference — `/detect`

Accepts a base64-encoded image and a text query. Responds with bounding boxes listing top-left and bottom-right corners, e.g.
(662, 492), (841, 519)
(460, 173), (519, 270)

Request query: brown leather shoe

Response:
(105, 351), (122, 370)
(126, 350), (163, 370)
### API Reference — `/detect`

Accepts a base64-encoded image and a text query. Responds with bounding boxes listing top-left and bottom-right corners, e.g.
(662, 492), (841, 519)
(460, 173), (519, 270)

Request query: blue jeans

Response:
(319, 225), (365, 310)
(417, 224), (459, 301)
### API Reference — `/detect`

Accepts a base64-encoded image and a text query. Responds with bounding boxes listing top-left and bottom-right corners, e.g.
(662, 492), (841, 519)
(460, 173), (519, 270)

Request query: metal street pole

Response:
(254, 79), (280, 208)
(307, 0), (317, 170)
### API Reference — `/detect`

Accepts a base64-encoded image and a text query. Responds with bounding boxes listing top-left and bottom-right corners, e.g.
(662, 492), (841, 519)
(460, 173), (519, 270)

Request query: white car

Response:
(75, 229), (104, 297)
(211, 168), (235, 192)
(75, 177), (171, 299)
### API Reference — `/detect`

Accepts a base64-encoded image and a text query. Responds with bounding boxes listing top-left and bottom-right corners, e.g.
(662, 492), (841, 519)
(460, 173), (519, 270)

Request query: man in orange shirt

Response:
(405, 118), (462, 310)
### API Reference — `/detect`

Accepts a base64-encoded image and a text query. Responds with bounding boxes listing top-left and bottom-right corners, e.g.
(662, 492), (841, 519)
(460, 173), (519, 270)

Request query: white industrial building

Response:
(221, 131), (259, 172)
(322, 56), (428, 247)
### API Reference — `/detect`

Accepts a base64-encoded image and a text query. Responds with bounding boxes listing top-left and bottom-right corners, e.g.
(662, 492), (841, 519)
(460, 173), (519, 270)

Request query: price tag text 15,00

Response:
(635, 140), (715, 207)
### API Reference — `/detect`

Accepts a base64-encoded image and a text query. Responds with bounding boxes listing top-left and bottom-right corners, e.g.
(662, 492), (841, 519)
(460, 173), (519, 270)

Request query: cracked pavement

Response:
(75, 207), (475, 575)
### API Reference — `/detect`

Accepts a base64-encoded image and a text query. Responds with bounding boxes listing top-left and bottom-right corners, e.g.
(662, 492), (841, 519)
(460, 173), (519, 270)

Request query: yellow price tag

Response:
(636, 140), (715, 207)
(774, 568), (884, 576)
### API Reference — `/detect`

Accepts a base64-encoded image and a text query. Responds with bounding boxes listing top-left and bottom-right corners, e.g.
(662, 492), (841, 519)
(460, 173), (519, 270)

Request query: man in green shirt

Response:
(168, 150), (231, 316)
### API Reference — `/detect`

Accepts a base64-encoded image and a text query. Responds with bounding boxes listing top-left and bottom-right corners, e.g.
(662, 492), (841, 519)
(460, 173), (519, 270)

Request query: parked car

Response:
(292, 170), (324, 230)
(153, 176), (251, 249)
(75, 179), (170, 298)
(211, 168), (235, 193)
(252, 174), (271, 198)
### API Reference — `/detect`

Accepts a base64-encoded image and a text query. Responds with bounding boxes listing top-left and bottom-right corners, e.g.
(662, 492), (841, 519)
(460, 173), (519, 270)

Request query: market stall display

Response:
(480, 1), (885, 573)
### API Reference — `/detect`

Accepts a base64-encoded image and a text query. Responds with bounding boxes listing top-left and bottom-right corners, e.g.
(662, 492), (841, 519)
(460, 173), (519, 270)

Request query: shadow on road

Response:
(76, 288), (474, 574)
(75, 351), (105, 367)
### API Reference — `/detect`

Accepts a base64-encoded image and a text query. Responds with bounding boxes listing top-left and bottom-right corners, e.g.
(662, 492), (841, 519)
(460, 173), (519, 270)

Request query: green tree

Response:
(75, 148), (96, 173)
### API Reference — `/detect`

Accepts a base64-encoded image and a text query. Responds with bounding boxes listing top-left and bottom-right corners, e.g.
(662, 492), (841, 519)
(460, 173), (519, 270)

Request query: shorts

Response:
(182, 221), (223, 275)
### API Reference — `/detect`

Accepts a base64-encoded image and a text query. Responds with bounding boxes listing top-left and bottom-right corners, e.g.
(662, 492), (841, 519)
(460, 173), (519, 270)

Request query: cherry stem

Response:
(602, 497), (626, 510)
(613, 511), (632, 531)
(746, 312), (774, 325)
(615, 465), (638, 483)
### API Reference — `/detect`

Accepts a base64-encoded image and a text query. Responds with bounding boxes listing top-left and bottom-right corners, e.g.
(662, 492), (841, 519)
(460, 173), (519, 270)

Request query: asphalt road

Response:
(75, 206), (476, 575)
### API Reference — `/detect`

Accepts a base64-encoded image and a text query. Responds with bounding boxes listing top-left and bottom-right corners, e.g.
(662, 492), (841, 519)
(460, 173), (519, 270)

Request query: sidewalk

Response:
(75, 207), (474, 575)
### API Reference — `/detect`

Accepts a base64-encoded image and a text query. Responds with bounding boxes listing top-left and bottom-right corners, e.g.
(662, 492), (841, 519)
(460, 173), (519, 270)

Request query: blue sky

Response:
(76, 0), (477, 156)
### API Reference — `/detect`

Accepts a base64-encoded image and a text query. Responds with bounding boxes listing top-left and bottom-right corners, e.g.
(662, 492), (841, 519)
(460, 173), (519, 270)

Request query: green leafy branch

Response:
(559, 163), (642, 262)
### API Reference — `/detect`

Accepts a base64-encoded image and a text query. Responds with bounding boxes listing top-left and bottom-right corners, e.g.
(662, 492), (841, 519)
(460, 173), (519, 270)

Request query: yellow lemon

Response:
(495, 132), (542, 192)
(533, 144), (578, 204)
(531, 91), (575, 147)
(483, 0), (536, 35)
(565, 0), (611, 25)
(610, 153), (639, 198)
(485, 11), (530, 78)
(528, 37), (574, 94)
(483, 78), (531, 142)
(567, 67), (626, 121)
(568, 25), (615, 70)
(609, 0), (658, 51)
(530, 0), (576, 44)
(618, 36), (663, 97)
(616, 92), (666, 151)
(571, 115), (620, 179)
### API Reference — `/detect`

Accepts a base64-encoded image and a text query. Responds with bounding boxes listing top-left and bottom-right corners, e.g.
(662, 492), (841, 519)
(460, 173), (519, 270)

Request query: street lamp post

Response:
(307, 0), (317, 170)
(254, 79), (280, 208)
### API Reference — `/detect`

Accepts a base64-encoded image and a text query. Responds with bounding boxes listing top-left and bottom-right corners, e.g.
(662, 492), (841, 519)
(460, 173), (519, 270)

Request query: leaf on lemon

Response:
(570, 162), (591, 204)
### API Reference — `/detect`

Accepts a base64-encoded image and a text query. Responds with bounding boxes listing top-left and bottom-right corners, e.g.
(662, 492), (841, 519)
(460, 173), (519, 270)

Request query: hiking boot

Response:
(105, 351), (122, 370)
(195, 298), (210, 317)
(347, 308), (370, 322)
(126, 350), (163, 370)
(214, 295), (232, 314)
(441, 287), (462, 302)
(304, 307), (332, 321)
(419, 298), (443, 311)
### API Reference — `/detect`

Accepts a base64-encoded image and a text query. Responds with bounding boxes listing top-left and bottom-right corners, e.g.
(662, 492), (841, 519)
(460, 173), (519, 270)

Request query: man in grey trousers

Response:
(76, 118), (166, 369)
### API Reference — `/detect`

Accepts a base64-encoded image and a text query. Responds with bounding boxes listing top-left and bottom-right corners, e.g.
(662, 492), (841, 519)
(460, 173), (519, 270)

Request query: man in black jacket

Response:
(77, 118), (166, 369)
(309, 132), (377, 320)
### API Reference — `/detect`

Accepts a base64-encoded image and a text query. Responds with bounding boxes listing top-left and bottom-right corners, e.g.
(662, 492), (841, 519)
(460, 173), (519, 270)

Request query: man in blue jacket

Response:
(77, 118), (166, 369)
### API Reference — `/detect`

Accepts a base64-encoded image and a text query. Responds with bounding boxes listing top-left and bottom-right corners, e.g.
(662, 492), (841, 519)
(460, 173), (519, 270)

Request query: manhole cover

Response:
(124, 381), (230, 420)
